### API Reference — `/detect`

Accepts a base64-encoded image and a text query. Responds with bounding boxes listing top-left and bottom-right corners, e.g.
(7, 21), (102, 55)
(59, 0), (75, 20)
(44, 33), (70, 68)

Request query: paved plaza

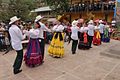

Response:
(0, 39), (120, 80)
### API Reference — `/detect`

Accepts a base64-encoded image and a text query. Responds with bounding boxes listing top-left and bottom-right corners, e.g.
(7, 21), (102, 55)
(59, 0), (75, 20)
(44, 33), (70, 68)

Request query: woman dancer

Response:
(48, 15), (64, 58)
(24, 21), (42, 67)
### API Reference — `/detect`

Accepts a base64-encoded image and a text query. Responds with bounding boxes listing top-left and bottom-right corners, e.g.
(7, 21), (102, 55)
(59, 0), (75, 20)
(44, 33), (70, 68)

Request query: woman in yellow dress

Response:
(48, 16), (64, 58)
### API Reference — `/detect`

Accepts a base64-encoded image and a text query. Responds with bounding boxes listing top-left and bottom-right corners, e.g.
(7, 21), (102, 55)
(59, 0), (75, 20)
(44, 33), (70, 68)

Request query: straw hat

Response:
(35, 15), (44, 22)
(57, 15), (65, 21)
(9, 16), (20, 24)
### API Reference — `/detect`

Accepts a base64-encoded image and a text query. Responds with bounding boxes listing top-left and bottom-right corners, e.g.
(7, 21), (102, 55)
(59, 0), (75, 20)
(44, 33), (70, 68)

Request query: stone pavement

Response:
(0, 39), (120, 80)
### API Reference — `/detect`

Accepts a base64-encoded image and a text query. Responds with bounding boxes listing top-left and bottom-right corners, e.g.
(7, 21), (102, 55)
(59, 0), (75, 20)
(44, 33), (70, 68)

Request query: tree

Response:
(0, 0), (37, 22)
(44, 0), (69, 15)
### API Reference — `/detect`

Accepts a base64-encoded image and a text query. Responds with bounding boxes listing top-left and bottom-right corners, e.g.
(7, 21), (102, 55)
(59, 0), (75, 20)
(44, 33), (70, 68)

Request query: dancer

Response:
(103, 22), (110, 42)
(48, 15), (64, 58)
(78, 21), (89, 50)
(35, 15), (51, 62)
(9, 16), (25, 74)
(98, 20), (105, 42)
(71, 20), (79, 54)
(24, 21), (43, 67)
(93, 20), (101, 46)
(87, 20), (95, 48)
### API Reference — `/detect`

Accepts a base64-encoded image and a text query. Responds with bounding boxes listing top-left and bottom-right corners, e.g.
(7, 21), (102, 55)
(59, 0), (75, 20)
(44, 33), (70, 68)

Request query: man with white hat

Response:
(9, 16), (25, 74)
(35, 15), (51, 62)
(98, 20), (105, 41)
(87, 20), (95, 48)
(71, 20), (79, 54)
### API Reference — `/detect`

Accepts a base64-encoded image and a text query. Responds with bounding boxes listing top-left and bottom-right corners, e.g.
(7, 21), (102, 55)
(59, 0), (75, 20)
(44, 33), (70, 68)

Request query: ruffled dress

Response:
(78, 27), (90, 50)
(93, 26), (101, 45)
(24, 29), (42, 67)
(48, 24), (64, 58)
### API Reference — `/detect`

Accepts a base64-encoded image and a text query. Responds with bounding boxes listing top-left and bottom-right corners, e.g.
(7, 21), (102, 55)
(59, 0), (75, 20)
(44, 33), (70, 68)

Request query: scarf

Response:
(96, 31), (101, 39)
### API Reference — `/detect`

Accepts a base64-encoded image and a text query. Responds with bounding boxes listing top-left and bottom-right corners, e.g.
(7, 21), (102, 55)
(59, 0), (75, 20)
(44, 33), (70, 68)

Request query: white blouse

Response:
(29, 29), (39, 39)
(52, 24), (64, 32)
(80, 27), (89, 33)
(94, 26), (100, 30)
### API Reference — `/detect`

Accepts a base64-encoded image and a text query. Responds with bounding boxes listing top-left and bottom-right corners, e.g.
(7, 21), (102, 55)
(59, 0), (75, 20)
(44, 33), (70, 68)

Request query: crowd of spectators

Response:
(66, 1), (115, 12)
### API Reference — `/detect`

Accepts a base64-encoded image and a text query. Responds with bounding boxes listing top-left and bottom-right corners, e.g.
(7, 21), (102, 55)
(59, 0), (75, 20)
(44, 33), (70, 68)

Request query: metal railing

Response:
(65, 2), (115, 13)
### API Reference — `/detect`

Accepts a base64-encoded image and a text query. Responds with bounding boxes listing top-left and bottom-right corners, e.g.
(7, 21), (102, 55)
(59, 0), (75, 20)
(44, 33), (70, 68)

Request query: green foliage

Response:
(44, 0), (69, 15)
(0, 0), (37, 22)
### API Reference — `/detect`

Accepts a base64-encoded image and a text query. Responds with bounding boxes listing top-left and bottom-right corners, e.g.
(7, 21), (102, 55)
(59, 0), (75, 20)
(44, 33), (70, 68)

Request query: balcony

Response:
(65, 1), (115, 13)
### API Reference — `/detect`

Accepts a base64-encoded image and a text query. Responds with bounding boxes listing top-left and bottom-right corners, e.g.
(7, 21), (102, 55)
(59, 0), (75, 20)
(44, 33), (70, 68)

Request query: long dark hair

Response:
(36, 21), (41, 28)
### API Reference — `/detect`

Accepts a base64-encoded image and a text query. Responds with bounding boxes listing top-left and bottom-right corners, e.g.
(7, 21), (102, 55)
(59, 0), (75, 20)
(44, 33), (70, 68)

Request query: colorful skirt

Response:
(93, 31), (101, 46)
(78, 32), (90, 50)
(103, 30), (110, 43)
(48, 32), (64, 58)
(24, 38), (42, 67)
(103, 37), (110, 43)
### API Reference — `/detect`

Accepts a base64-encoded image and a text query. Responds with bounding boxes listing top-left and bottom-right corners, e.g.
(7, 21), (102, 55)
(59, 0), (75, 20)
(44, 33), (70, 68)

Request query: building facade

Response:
(65, 0), (115, 22)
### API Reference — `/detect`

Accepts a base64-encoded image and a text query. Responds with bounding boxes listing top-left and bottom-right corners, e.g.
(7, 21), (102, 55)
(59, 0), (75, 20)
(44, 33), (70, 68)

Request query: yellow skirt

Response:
(48, 33), (64, 58)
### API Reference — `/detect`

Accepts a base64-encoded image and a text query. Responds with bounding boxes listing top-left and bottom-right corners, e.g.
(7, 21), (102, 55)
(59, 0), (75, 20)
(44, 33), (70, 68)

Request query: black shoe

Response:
(41, 61), (44, 64)
(90, 47), (92, 48)
(72, 52), (76, 54)
(14, 69), (22, 74)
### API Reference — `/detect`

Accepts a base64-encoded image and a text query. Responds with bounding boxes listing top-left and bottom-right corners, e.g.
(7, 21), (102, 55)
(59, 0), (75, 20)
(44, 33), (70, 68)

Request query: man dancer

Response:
(35, 15), (51, 62)
(9, 16), (25, 74)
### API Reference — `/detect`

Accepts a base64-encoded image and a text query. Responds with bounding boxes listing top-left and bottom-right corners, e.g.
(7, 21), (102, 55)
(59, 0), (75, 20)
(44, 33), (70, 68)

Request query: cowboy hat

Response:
(88, 20), (94, 24)
(35, 15), (44, 22)
(9, 16), (20, 24)
(99, 20), (103, 23)
(72, 20), (78, 26)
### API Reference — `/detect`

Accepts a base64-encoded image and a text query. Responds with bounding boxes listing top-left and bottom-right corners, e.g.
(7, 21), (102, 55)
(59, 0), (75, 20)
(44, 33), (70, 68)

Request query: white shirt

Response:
(52, 24), (64, 32)
(71, 26), (79, 40)
(29, 29), (39, 39)
(87, 24), (95, 36)
(38, 22), (51, 39)
(98, 24), (105, 34)
(9, 25), (25, 50)
(94, 26), (100, 30)
(80, 27), (89, 33)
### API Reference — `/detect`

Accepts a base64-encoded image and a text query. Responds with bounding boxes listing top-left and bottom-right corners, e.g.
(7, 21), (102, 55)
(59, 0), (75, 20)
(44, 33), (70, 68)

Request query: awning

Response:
(47, 18), (57, 22)
(31, 6), (52, 12)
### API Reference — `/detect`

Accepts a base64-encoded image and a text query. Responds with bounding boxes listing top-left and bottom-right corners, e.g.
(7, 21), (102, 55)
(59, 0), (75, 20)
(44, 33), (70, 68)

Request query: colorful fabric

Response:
(24, 38), (42, 67)
(78, 32), (90, 50)
(103, 28), (110, 42)
(93, 31), (101, 45)
(83, 32), (88, 43)
(48, 32), (64, 58)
